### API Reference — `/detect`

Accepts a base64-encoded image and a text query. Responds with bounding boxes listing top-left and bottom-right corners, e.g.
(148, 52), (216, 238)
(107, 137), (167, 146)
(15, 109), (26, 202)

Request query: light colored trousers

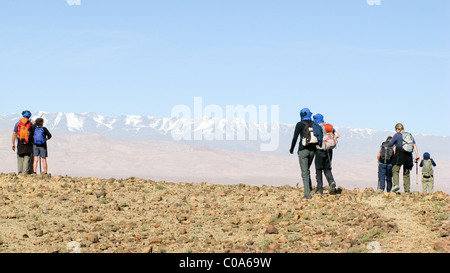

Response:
(17, 154), (33, 175)
(392, 164), (411, 192)
(422, 176), (434, 194)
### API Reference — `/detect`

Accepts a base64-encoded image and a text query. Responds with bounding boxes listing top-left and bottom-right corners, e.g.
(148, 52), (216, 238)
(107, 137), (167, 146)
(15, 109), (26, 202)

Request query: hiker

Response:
(388, 123), (420, 193)
(419, 152), (436, 194)
(290, 108), (318, 199)
(31, 118), (52, 174)
(312, 114), (340, 195)
(377, 136), (394, 192)
(12, 110), (34, 176)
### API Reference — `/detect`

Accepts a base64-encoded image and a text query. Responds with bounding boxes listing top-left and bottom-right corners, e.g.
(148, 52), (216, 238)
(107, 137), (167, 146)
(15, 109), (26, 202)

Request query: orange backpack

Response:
(319, 123), (338, 150)
(17, 118), (32, 143)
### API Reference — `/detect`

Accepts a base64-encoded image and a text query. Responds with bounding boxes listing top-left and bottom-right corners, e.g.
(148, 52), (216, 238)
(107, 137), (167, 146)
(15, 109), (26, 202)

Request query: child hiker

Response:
(419, 152), (436, 194)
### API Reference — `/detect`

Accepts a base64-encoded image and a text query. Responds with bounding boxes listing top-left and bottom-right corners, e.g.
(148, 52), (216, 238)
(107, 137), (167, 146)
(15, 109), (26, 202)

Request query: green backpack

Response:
(422, 159), (433, 177)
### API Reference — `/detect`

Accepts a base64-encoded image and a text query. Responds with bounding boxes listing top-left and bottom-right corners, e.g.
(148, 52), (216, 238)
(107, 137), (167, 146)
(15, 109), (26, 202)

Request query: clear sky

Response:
(1, 0), (449, 136)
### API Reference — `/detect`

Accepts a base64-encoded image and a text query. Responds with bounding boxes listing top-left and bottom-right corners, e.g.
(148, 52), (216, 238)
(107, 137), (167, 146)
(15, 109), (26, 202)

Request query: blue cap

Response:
(300, 108), (312, 121)
(313, 113), (324, 124)
(423, 152), (430, 160)
(22, 110), (31, 118)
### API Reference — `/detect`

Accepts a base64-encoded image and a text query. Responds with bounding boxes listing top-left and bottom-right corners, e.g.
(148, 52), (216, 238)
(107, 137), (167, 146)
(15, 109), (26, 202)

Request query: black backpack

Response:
(380, 141), (394, 164)
(301, 121), (318, 146)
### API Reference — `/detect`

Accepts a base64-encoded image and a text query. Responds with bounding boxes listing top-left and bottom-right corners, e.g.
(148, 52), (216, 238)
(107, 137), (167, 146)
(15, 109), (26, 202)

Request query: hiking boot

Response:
(329, 181), (336, 194)
(330, 181), (336, 190)
(391, 186), (400, 192)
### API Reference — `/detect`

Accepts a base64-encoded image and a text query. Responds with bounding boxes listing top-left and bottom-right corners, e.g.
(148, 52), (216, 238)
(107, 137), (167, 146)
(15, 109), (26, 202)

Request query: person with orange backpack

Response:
(11, 110), (34, 176)
(312, 113), (340, 195)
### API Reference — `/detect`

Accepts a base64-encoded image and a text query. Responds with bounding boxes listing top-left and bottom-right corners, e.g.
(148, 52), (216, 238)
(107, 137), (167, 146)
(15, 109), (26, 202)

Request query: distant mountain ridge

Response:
(1, 111), (448, 158)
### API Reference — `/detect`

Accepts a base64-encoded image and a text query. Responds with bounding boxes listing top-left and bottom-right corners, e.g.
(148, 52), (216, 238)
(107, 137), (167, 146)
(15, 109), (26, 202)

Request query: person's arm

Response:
(12, 132), (16, 151)
(431, 158), (436, 167)
(290, 123), (301, 154)
(334, 130), (340, 139)
(419, 159), (424, 167)
(44, 127), (52, 140)
(413, 143), (419, 162)
(388, 133), (400, 147)
(12, 122), (18, 151)
(377, 148), (381, 162)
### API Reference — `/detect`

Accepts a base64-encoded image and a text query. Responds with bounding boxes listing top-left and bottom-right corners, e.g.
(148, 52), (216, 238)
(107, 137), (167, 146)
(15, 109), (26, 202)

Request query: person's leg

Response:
(40, 147), (48, 174)
(386, 164), (393, 192)
(315, 169), (324, 194)
(323, 168), (336, 193)
(42, 158), (48, 174)
(422, 176), (429, 193)
(33, 156), (39, 173)
(429, 176), (434, 194)
(378, 163), (386, 191)
(33, 145), (39, 173)
(307, 150), (315, 193)
(298, 150), (313, 199)
(17, 154), (24, 175)
(28, 155), (33, 174)
(392, 165), (400, 192)
(403, 167), (411, 193)
(314, 150), (323, 194)
(21, 154), (30, 176)
(423, 177), (433, 194)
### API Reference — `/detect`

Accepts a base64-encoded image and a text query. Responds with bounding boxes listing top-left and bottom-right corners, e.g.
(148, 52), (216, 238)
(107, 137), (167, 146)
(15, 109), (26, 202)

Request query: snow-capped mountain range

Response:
(1, 111), (448, 192)
(1, 111), (449, 158)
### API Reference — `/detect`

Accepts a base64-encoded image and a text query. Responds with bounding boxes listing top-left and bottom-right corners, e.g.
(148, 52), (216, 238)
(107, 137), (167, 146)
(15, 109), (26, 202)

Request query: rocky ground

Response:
(0, 173), (448, 253)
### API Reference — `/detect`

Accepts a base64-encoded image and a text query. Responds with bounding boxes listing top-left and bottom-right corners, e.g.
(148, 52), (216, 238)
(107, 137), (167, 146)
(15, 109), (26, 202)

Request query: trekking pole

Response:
(377, 161), (380, 190)
(416, 159), (419, 190)
(39, 156), (42, 175)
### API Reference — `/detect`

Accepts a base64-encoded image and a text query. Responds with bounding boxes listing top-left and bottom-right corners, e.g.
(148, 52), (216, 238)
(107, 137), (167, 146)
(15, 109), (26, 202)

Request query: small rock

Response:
(7, 212), (16, 219)
(95, 190), (107, 198)
(268, 242), (280, 250)
(176, 214), (188, 223)
(319, 241), (332, 247)
(366, 241), (381, 253)
(66, 241), (82, 253)
(433, 240), (450, 252)
(86, 234), (99, 243)
(49, 245), (60, 253)
(265, 224), (279, 234)
(149, 237), (163, 244)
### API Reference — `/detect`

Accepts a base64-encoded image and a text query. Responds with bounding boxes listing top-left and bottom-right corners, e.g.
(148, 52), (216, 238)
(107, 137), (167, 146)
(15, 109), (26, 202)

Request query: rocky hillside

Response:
(0, 173), (448, 253)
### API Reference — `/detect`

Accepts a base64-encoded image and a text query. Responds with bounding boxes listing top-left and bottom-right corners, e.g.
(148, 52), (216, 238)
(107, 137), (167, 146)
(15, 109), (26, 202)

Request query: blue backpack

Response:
(34, 127), (46, 145)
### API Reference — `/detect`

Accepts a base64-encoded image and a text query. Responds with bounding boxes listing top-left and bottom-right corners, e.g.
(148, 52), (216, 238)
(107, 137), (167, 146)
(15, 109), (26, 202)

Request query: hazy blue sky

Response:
(1, 0), (449, 135)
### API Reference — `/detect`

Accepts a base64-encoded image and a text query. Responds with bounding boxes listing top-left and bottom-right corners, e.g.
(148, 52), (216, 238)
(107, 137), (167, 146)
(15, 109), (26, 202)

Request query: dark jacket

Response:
(290, 120), (317, 153)
(388, 132), (415, 170)
(30, 125), (52, 148)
